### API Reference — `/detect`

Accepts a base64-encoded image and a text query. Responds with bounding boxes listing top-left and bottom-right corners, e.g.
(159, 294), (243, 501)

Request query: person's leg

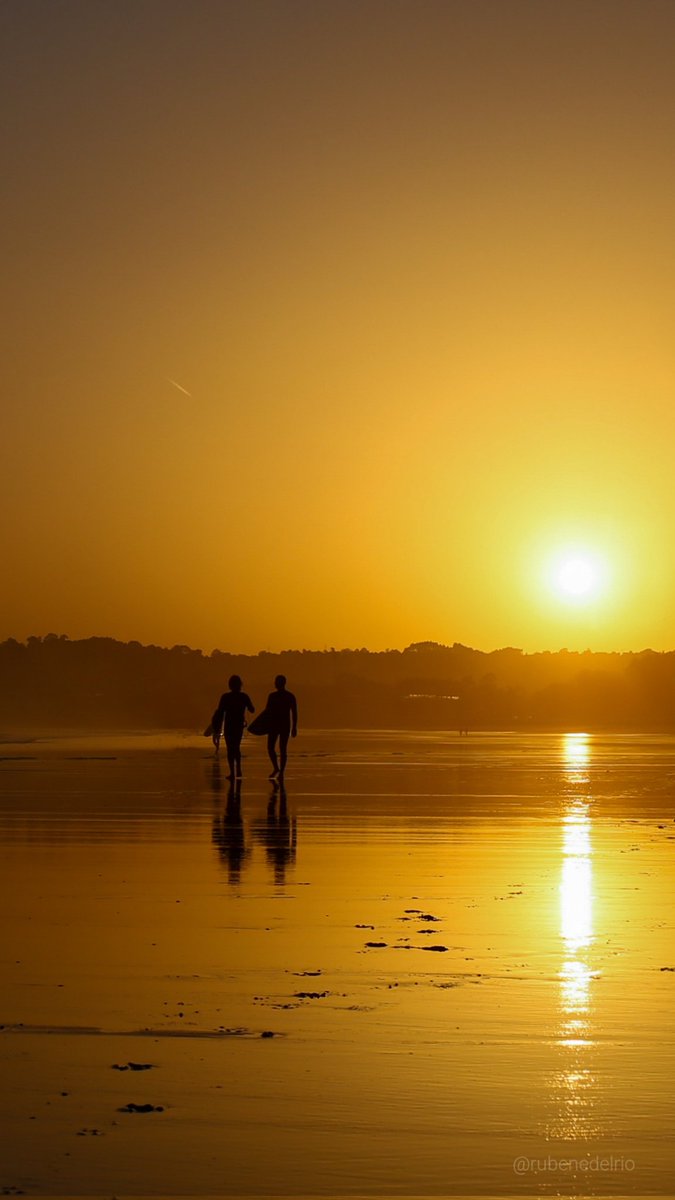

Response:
(234, 731), (243, 778)
(225, 733), (236, 779)
(267, 732), (279, 777)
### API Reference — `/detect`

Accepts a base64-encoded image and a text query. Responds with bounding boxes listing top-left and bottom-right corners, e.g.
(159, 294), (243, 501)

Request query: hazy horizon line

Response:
(3, 633), (672, 659)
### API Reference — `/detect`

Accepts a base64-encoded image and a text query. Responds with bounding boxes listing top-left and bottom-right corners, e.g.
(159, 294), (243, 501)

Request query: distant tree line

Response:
(1, 635), (674, 731)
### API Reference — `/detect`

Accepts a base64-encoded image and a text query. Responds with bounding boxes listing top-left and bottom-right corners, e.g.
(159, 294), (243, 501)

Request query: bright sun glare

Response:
(546, 550), (607, 605)
(557, 557), (598, 597)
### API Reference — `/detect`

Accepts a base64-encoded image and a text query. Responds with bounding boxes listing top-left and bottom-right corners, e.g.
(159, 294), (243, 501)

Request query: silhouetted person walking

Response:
(266, 674), (297, 779)
(215, 675), (255, 780)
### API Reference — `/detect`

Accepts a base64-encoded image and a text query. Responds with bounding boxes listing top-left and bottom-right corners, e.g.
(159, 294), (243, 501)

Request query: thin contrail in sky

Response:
(167, 378), (192, 398)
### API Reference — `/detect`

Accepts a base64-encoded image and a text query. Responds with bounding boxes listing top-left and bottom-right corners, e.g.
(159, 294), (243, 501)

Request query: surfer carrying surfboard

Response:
(215, 675), (255, 780)
(265, 674), (298, 780)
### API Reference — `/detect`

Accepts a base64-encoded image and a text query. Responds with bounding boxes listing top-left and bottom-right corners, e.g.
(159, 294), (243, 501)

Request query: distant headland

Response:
(1, 635), (673, 732)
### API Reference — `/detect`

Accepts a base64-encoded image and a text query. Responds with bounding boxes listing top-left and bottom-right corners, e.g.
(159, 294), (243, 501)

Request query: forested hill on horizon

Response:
(2, 636), (675, 732)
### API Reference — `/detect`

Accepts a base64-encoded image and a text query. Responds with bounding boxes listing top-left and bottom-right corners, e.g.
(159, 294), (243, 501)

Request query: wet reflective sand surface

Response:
(2, 731), (675, 1197)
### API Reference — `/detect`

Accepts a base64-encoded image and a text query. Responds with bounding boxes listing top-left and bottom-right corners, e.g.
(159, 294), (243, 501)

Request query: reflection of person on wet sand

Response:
(251, 781), (297, 886)
(210, 757), (225, 795)
(265, 674), (297, 780)
(211, 780), (248, 885)
(215, 675), (255, 780)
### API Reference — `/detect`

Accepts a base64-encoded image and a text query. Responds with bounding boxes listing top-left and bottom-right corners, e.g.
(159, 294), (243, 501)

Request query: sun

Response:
(530, 527), (625, 628)
(557, 556), (598, 597)
(546, 550), (607, 604)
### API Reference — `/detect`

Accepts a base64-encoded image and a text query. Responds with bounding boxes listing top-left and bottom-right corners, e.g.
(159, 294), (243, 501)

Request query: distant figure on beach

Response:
(265, 674), (298, 779)
(215, 675), (255, 780)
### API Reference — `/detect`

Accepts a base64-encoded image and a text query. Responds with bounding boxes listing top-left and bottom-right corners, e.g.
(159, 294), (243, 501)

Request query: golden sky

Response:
(3, 0), (675, 653)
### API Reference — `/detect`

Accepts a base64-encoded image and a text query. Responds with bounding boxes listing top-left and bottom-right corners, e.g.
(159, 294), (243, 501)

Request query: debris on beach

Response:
(112, 1062), (155, 1071)
(355, 923), (375, 929)
(364, 941), (388, 948)
(290, 969), (322, 976)
(118, 1103), (165, 1113)
(420, 944), (449, 952)
(401, 910), (441, 922)
(293, 990), (330, 999)
(77, 1127), (103, 1136)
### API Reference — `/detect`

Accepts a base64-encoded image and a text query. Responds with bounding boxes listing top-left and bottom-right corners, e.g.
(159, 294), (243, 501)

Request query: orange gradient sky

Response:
(3, 0), (675, 653)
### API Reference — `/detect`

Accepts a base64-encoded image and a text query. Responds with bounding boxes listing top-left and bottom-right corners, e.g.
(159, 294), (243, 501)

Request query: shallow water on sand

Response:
(1, 730), (675, 1197)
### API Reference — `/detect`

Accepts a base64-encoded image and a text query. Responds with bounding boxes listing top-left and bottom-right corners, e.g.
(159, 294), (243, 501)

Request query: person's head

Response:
(229, 674), (243, 691)
(274, 674), (286, 690)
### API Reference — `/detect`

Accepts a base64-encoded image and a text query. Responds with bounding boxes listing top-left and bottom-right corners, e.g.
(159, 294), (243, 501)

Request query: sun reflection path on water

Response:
(551, 733), (600, 1138)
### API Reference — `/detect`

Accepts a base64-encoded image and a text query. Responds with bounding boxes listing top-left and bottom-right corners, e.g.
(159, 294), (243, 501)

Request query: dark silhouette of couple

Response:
(212, 674), (298, 781)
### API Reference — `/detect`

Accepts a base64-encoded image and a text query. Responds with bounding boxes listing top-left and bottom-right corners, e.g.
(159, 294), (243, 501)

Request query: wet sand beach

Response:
(1, 730), (675, 1197)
